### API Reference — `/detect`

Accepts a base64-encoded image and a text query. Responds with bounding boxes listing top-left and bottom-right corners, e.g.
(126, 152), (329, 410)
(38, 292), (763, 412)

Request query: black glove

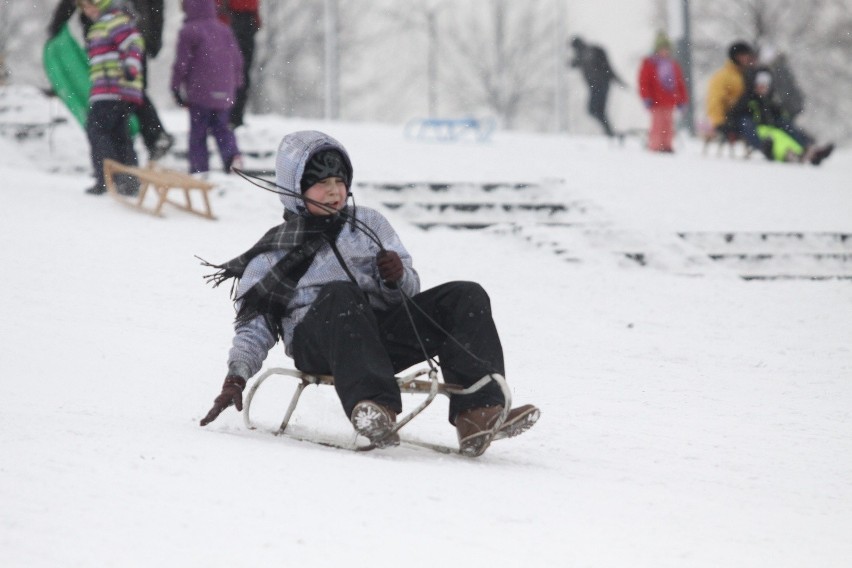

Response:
(172, 89), (186, 107)
(200, 375), (247, 426)
(377, 250), (404, 284)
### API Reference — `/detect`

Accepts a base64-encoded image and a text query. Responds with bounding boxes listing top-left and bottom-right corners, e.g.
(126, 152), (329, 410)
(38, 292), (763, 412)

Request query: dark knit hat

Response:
(728, 41), (755, 62)
(300, 149), (352, 193)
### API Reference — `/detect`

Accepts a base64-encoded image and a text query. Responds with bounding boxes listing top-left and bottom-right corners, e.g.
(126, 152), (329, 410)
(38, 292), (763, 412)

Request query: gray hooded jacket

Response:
(227, 131), (420, 379)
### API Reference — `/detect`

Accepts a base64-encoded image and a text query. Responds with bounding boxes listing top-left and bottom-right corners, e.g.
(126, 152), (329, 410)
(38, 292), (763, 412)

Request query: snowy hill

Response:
(1, 86), (851, 567)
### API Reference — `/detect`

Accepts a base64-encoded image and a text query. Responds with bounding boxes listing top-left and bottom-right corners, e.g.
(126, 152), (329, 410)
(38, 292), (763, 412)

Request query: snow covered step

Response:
(678, 232), (852, 280)
(678, 231), (852, 254)
(740, 274), (852, 281)
(357, 179), (604, 229)
(381, 201), (593, 228)
(490, 224), (719, 275)
(709, 253), (852, 280)
(357, 181), (541, 193)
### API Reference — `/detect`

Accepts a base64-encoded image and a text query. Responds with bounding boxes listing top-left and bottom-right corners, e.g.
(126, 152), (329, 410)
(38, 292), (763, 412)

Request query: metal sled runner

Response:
(242, 367), (512, 452)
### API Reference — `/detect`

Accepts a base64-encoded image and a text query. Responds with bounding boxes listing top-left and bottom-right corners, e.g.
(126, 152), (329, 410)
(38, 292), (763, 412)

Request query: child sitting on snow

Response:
(729, 68), (833, 165)
(199, 130), (539, 456)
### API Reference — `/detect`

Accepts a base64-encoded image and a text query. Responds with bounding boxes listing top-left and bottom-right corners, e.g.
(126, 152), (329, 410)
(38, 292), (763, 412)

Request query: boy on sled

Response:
(199, 130), (539, 456)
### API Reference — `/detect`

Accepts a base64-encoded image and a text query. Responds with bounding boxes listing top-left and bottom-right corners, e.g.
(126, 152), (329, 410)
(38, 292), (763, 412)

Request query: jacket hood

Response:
(183, 0), (217, 21)
(275, 131), (354, 215)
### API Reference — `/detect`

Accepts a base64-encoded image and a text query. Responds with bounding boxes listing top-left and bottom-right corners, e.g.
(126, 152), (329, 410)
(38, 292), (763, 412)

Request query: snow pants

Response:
(228, 11), (258, 128)
(136, 53), (168, 153)
(647, 106), (675, 152)
(187, 105), (240, 174)
(737, 115), (813, 153)
(756, 125), (804, 162)
(290, 281), (506, 422)
(86, 100), (138, 188)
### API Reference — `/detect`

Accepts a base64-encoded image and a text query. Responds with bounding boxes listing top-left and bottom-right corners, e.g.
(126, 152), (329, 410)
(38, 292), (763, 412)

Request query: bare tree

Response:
(0, 0), (51, 86)
(251, 1), (325, 117)
(251, 0), (424, 123)
(381, 0), (450, 118)
(691, 0), (852, 142)
(441, 0), (558, 130)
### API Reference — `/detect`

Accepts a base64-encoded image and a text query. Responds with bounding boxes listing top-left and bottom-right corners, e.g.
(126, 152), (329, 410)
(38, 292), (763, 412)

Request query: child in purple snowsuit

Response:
(171, 0), (244, 174)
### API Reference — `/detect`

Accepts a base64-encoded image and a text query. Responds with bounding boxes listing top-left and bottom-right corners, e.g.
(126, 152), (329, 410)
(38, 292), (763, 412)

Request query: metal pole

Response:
(324, 0), (339, 120)
(680, 0), (695, 135)
(427, 10), (438, 117)
(554, 0), (567, 132)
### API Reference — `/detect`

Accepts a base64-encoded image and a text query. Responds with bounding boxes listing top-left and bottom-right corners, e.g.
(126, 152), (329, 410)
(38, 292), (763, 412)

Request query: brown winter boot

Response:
(456, 404), (540, 457)
(809, 143), (835, 166)
(351, 400), (400, 449)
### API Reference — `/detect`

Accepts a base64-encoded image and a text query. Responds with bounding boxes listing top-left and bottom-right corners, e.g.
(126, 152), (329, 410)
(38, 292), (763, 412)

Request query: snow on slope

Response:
(1, 97), (851, 567)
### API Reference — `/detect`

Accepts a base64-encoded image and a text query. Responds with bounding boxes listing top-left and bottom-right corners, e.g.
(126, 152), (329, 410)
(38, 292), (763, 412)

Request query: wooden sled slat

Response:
(103, 159), (217, 219)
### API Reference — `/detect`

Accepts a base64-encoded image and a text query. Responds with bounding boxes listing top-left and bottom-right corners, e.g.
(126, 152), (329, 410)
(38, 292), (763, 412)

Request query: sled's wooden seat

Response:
(103, 159), (216, 219)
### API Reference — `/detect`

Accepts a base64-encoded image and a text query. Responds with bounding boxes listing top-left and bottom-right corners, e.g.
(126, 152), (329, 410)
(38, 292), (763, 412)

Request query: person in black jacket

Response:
(215, 0), (261, 128)
(48, 0), (174, 161)
(568, 36), (626, 137)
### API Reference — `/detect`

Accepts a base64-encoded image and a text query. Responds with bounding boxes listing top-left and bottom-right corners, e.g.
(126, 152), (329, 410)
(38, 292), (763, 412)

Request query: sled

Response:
(42, 23), (138, 134)
(103, 159), (216, 219)
(404, 116), (496, 143)
(243, 367), (512, 452)
(701, 126), (753, 159)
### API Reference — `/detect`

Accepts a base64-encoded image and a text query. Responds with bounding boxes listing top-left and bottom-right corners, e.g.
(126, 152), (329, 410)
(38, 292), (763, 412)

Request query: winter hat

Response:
(79, 0), (114, 10)
(653, 31), (671, 52)
(754, 70), (773, 89)
(728, 41), (755, 62)
(299, 148), (352, 192)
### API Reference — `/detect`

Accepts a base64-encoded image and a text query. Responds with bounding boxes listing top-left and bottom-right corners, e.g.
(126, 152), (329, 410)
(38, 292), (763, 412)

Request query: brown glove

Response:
(200, 375), (247, 426)
(376, 250), (404, 284)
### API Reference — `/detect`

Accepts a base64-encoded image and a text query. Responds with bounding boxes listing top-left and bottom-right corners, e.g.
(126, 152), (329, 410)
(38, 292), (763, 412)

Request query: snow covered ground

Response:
(1, 88), (851, 567)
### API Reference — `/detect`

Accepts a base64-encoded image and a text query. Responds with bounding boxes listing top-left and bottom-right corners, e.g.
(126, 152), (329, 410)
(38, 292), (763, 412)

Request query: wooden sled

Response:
(243, 367), (511, 451)
(702, 130), (754, 159)
(103, 159), (216, 219)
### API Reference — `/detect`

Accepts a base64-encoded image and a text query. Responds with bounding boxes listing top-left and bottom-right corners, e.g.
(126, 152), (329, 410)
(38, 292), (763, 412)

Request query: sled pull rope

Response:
(233, 168), (384, 250)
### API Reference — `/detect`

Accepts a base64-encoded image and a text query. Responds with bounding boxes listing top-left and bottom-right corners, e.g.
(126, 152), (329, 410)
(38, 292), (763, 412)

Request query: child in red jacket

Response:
(638, 32), (688, 153)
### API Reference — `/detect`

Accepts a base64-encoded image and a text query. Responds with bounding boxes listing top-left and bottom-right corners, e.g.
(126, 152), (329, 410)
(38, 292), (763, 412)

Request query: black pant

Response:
(291, 281), (506, 422)
(86, 100), (137, 187)
(136, 54), (167, 151)
(587, 82), (614, 136)
(229, 12), (258, 127)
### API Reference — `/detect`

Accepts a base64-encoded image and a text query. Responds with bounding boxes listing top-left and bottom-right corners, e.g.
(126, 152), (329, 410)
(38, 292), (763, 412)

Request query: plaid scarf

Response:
(202, 209), (347, 339)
